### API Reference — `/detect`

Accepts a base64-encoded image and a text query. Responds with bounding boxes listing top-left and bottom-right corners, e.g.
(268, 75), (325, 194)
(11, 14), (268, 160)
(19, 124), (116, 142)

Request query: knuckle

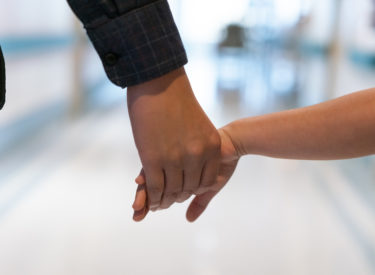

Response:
(183, 189), (194, 195)
(196, 185), (214, 195)
(160, 199), (174, 209)
(142, 155), (161, 167)
(165, 182), (181, 193)
(201, 179), (215, 188)
(195, 189), (206, 195)
(165, 192), (179, 200)
(187, 142), (205, 157)
(177, 192), (192, 203)
(147, 184), (164, 195)
(166, 149), (183, 165)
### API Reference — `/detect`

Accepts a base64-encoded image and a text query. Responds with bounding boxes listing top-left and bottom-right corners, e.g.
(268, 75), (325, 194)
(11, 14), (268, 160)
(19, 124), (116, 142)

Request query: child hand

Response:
(132, 169), (149, 222)
(132, 128), (239, 222)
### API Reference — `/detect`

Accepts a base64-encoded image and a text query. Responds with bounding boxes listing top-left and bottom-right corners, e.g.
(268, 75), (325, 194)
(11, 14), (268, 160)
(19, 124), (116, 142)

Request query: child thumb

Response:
(186, 191), (217, 222)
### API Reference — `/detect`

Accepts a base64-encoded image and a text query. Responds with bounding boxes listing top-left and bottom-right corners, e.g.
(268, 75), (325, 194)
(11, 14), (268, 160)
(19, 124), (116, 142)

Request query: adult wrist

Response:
(127, 67), (186, 97)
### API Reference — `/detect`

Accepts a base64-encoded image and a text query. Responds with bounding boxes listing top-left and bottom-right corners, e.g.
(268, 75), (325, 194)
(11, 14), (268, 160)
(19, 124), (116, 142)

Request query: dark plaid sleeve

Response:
(67, 0), (188, 88)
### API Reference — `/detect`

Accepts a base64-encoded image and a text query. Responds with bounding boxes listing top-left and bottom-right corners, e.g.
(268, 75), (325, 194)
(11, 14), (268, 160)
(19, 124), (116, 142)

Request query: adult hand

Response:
(127, 67), (221, 211)
(132, 128), (240, 222)
(186, 128), (239, 222)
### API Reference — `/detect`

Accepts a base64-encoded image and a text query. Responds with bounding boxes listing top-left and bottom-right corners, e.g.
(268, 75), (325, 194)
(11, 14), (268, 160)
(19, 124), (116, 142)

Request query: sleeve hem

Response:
(85, 0), (188, 88)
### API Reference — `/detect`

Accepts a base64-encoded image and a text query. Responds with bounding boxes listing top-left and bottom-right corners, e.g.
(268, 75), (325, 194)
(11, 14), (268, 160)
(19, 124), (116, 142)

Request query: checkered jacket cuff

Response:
(85, 0), (188, 88)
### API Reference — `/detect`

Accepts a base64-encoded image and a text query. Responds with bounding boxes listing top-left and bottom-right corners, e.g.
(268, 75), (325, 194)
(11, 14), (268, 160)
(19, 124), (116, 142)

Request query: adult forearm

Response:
(225, 89), (375, 160)
(127, 67), (221, 210)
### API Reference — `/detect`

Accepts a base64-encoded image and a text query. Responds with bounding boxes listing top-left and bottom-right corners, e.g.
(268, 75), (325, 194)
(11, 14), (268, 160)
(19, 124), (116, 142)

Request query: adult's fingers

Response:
(197, 158), (220, 195)
(159, 168), (183, 209)
(176, 190), (192, 204)
(144, 167), (164, 211)
(186, 191), (217, 222)
(176, 163), (202, 203)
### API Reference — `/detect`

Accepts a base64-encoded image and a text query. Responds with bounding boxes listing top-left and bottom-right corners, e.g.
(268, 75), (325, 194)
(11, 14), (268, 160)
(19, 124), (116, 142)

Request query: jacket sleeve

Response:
(67, 0), (188, 88)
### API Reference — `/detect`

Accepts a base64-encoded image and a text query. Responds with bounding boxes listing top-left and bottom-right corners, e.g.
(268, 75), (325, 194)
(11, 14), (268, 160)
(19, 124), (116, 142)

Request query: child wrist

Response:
(221, 123), (244, 158)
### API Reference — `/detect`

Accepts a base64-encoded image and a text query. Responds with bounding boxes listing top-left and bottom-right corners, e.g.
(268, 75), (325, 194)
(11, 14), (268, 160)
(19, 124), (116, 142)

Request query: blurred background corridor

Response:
(0, 0), (375, 274)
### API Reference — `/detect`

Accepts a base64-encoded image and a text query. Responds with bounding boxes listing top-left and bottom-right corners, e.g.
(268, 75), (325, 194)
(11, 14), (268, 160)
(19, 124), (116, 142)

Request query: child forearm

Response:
(224, 89), (375, 160)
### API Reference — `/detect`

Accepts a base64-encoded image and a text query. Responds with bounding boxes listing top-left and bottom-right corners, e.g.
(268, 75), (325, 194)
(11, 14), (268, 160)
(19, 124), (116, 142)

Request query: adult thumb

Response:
(186, 191), (217, 222)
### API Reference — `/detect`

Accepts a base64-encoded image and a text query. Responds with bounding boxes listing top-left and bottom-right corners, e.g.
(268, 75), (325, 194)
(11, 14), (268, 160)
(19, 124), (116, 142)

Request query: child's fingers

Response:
(132, 183), (149, 222)
(186, 191), (217, 222)
(133, 183), (149, 222)
(133, 169), (149, 222)
(133, 205), (149, 222)
(135, 169), (146, 185)
(132, 183), (148, 211)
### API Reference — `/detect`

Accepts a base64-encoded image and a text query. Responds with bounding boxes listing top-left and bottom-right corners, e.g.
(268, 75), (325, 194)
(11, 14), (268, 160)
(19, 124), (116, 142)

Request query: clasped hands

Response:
(132, 127), (239, 222)
(128, 69), (375, 221)
(127, 68), (238, 222)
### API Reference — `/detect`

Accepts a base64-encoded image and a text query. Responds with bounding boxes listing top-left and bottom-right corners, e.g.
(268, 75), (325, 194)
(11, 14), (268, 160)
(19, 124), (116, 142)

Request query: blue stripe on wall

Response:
(0, 35), (75, 54)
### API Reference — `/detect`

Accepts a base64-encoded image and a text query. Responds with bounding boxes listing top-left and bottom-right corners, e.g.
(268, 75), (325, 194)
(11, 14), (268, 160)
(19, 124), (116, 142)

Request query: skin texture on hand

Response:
(132, 88), (375, 221)
(127, 67), (221, 211)
(132, 128), (239, 222)
(226, 89), (375, 160)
